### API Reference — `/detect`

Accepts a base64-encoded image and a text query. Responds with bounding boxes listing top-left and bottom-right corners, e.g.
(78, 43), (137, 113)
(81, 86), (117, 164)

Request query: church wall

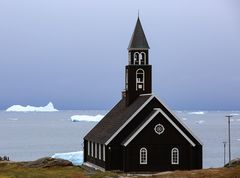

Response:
(84, 139), (106, 169)
(123, 113), (200, 172)
(154, 98), (202, 146)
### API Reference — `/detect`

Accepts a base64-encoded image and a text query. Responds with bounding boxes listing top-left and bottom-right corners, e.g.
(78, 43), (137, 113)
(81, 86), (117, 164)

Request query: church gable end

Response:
(122, 108), (195, 147)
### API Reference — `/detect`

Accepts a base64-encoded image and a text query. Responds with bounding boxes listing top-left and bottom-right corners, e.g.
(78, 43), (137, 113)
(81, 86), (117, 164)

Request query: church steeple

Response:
(128, 17), (150, 50)
(125, 17), (152, 106)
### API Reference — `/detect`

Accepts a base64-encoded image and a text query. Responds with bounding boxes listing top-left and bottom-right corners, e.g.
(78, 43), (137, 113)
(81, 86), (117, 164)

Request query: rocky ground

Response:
(0, 157), (240, 178)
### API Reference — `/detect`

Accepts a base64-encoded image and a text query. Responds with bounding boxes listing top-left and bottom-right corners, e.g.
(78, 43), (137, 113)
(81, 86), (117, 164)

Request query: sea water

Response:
(0, 110), (239, 168)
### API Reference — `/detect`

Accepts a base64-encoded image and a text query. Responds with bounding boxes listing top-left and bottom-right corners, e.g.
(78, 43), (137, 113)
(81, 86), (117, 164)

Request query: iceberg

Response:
(182, 117), (188, 121)
(71, 114), (104, 122)
(7, 118), (18, 121)
(51, 151), (83, 165)
(196, 120), (205, 124)
(188, 111), (205, 115)
(230, 113), (240, 116)
(6, 102), (58, 112)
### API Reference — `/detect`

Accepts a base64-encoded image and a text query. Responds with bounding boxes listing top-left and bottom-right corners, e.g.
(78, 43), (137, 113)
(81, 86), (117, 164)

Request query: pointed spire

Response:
(128, 17), (150, 49)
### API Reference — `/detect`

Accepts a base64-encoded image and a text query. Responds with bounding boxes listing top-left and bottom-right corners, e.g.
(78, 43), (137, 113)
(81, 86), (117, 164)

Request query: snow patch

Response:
(196, 120), (205, 124)
(188, 111), (205, 115)
(6, 102), (58, 112)
(51, 151), (83, 165)
(71, 115), (104, 122)
(230, 113), (240, 116)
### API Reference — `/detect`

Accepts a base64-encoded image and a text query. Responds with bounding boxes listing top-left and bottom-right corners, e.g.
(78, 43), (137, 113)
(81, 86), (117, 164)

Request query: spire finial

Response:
(138, 10), (140, 18)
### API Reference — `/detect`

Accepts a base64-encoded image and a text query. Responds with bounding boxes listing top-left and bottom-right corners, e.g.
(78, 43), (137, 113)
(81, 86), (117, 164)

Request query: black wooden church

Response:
(84, 18), (202, 172)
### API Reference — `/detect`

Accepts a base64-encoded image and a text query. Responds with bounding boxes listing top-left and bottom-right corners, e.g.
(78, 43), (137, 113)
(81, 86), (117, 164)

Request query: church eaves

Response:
(128, 17), (150, 50)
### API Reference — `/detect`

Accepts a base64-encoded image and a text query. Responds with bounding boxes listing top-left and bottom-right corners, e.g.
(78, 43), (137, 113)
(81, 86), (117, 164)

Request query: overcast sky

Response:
(0, 0), (239, 110)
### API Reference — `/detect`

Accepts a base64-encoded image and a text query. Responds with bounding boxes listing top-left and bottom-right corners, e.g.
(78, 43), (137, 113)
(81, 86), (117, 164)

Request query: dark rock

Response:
(0, 156), (10, 161)
(224, 158), (240, 167)
(23, 157), (73, 168)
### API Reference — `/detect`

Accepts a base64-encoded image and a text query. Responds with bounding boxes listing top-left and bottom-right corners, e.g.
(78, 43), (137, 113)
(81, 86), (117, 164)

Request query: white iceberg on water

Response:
(188, 111), (205, 115)
(71, 115), (104, 122)
(51, 151), (83, 165)
(230, 113), (240, 116)
(6, 102), (58, 112)
(196, 120), (205, 124)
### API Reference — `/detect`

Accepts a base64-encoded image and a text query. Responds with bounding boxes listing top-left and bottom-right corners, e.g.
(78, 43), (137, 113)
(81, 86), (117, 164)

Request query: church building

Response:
(83, 17), (202, 172)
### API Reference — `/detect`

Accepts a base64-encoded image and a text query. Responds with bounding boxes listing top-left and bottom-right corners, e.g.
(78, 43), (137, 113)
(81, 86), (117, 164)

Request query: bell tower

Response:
(125, 17), (152, 106)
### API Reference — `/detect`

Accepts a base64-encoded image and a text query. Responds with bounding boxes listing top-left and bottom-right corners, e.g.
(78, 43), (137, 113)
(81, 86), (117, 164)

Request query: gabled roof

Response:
(84, 94), (202, 146)
(122, 108), (196, 147)
(84, 94), (153, 144)
(122, 109), (160, 146)
(154, 96), (203, 145)
(128, 17), (150, 50)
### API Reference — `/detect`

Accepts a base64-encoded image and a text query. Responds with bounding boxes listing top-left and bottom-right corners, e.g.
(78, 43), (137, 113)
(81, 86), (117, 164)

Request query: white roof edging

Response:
(123, 108), (196, 147)
(105, 95), (154, 145)
(154, 95), (203, 145)
(123, 109), (160, 146)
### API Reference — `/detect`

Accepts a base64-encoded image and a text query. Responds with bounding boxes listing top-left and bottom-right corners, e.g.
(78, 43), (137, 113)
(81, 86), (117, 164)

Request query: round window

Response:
(154, 124), (164, 135)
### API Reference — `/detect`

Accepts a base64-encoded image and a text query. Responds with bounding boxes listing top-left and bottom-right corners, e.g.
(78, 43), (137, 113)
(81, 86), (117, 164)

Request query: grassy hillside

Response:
(0, 161), (240, 178)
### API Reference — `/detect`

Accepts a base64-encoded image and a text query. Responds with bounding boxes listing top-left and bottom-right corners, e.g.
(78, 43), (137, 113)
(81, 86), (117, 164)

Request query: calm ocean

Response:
(0, 110), (239, 168)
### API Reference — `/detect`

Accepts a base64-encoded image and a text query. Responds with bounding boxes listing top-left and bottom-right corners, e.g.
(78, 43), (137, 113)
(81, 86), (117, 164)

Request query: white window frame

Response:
(125, 69), (128, 90)
(134, 52), (140, 65)
(103, 145), (105, 161)
(87, 141), (90, 156)
(91, 142), (93, 157)
(128, 52), (131, 64)
(140, 52), (146, 65)
(95, 143), (98, 158)
(99, 144), (101, 160)
(171, 148), (179, 165)
(154, 124), (165, 135)
(140, 147), (147, 164)
(136, 68), (145, 91)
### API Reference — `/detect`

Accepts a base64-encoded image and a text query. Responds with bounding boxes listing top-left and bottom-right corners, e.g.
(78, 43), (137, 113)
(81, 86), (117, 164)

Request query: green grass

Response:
(0, 162), (240, 178)
(0, 162), (87, 178)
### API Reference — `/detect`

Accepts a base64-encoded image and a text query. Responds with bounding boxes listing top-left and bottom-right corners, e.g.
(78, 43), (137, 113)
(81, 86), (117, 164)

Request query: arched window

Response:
(134, 52), (139, 65)
(171, 148), (179, 165)
(140, 147), (147, 164)
(139, 52), (146, 65)
(136, 69), (145, 90)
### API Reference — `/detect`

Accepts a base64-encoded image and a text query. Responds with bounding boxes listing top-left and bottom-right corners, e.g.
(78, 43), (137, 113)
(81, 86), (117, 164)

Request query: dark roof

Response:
(84, 95), (152, 144)
(121, 109), (158, 146)
(128, 17), (150, 49)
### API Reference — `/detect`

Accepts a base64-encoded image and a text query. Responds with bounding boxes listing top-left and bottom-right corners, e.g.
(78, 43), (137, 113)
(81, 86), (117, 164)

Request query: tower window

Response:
(134, 52), (139, 65)
(140, 147), (147, 164)
(171, 148), (179, 165)
(136, 69), (145, 91)
(140, 52), (146, 65)
(128, 52), (131, 65)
